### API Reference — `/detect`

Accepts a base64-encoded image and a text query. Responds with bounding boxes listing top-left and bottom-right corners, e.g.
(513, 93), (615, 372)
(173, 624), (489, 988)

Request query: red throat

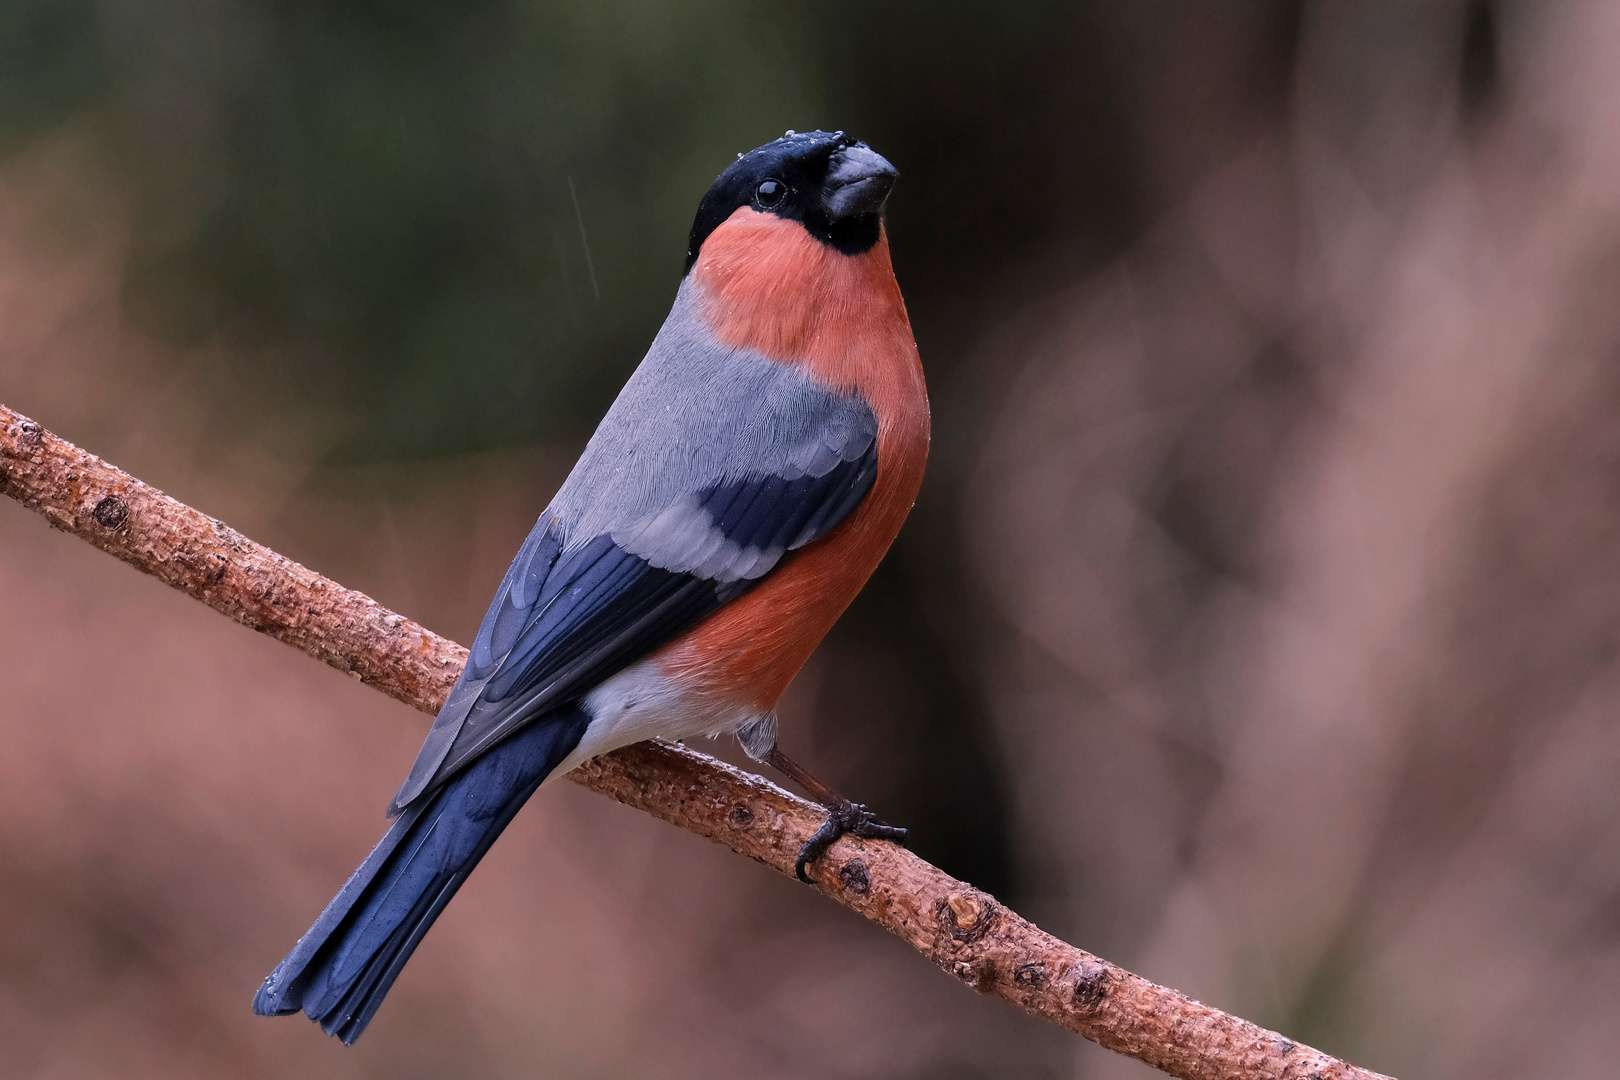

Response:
(656, 207), (931, 711)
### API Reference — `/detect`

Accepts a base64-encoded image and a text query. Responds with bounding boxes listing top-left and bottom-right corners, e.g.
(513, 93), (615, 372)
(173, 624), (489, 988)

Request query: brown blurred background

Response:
(4, 1), (1619, 1076)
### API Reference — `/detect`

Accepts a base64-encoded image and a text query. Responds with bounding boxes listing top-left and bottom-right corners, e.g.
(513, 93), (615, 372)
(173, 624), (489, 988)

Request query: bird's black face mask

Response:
(685, 130), (898, 273)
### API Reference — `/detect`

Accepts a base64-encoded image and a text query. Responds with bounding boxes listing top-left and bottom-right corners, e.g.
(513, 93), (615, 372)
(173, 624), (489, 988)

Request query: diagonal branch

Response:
(0, 402), (1394, 1080)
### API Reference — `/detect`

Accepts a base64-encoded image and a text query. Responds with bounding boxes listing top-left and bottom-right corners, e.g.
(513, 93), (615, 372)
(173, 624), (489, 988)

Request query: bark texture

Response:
(0, 401), (1393, 1080)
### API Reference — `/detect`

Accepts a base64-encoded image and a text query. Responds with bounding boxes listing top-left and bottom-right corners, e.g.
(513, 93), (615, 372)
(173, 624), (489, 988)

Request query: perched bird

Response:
(252, 130), (930, 1043)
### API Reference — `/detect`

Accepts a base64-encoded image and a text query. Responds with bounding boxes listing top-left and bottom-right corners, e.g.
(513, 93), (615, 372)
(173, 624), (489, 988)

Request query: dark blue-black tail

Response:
(253, 706), (591, 1043)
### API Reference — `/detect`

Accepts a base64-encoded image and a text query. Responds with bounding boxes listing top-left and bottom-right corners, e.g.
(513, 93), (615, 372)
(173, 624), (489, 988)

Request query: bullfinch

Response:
(252, 130), (930, 1043)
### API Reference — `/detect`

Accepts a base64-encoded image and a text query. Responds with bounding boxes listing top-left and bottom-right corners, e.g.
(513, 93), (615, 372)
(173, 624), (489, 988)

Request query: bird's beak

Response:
(821, 144), (898, 221)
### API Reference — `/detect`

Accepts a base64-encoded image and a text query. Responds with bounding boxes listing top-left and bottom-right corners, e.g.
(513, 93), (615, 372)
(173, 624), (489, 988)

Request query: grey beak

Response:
(821, 144), (898, 221)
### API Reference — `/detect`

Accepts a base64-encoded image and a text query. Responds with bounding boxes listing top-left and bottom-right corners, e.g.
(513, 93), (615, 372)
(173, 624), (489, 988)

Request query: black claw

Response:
(794, 801), (907, 883)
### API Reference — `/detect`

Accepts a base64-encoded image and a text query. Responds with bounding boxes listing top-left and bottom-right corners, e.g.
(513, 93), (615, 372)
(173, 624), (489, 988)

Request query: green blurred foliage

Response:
(4, 0), (838, 457)
(1, 0), (1145, 463)
(0, 0), (104, 142)
(0, 0), (1136, 464)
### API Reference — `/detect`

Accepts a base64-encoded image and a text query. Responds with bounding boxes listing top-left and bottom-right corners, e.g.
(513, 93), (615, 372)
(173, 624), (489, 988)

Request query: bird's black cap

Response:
(685, 130), (898, 274)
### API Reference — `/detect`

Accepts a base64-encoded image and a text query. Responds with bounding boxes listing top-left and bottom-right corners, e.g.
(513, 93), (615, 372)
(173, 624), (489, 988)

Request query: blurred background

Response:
(3, 1), (1619, 1076)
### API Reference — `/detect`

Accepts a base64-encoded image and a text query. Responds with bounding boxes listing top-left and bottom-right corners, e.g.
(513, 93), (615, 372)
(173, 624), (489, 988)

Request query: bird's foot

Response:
(795, 800), (907, 883)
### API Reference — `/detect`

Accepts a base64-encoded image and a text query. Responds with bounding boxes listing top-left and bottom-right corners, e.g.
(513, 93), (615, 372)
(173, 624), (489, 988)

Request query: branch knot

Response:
(92, 494), (130, 531)
(936, 888), (998, 943)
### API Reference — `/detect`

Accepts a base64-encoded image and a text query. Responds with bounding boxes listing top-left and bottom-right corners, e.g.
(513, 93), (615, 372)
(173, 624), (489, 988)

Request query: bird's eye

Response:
(755, 179), (786, 208)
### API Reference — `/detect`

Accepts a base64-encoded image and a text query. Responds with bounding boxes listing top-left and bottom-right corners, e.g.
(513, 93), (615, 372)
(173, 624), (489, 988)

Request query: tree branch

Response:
(0, 401), (1393, 1080)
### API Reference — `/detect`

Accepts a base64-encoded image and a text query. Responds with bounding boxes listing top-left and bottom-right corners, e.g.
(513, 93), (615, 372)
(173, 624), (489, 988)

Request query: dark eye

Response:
(755, 179), (786, 208)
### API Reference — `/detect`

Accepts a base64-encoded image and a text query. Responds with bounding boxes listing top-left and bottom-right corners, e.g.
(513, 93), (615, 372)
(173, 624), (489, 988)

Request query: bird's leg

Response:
(762, 745), (907, 883)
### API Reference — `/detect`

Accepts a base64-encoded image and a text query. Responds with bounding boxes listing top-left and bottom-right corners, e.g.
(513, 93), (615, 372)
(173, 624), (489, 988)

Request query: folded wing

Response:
(390, 293), (878, 812)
